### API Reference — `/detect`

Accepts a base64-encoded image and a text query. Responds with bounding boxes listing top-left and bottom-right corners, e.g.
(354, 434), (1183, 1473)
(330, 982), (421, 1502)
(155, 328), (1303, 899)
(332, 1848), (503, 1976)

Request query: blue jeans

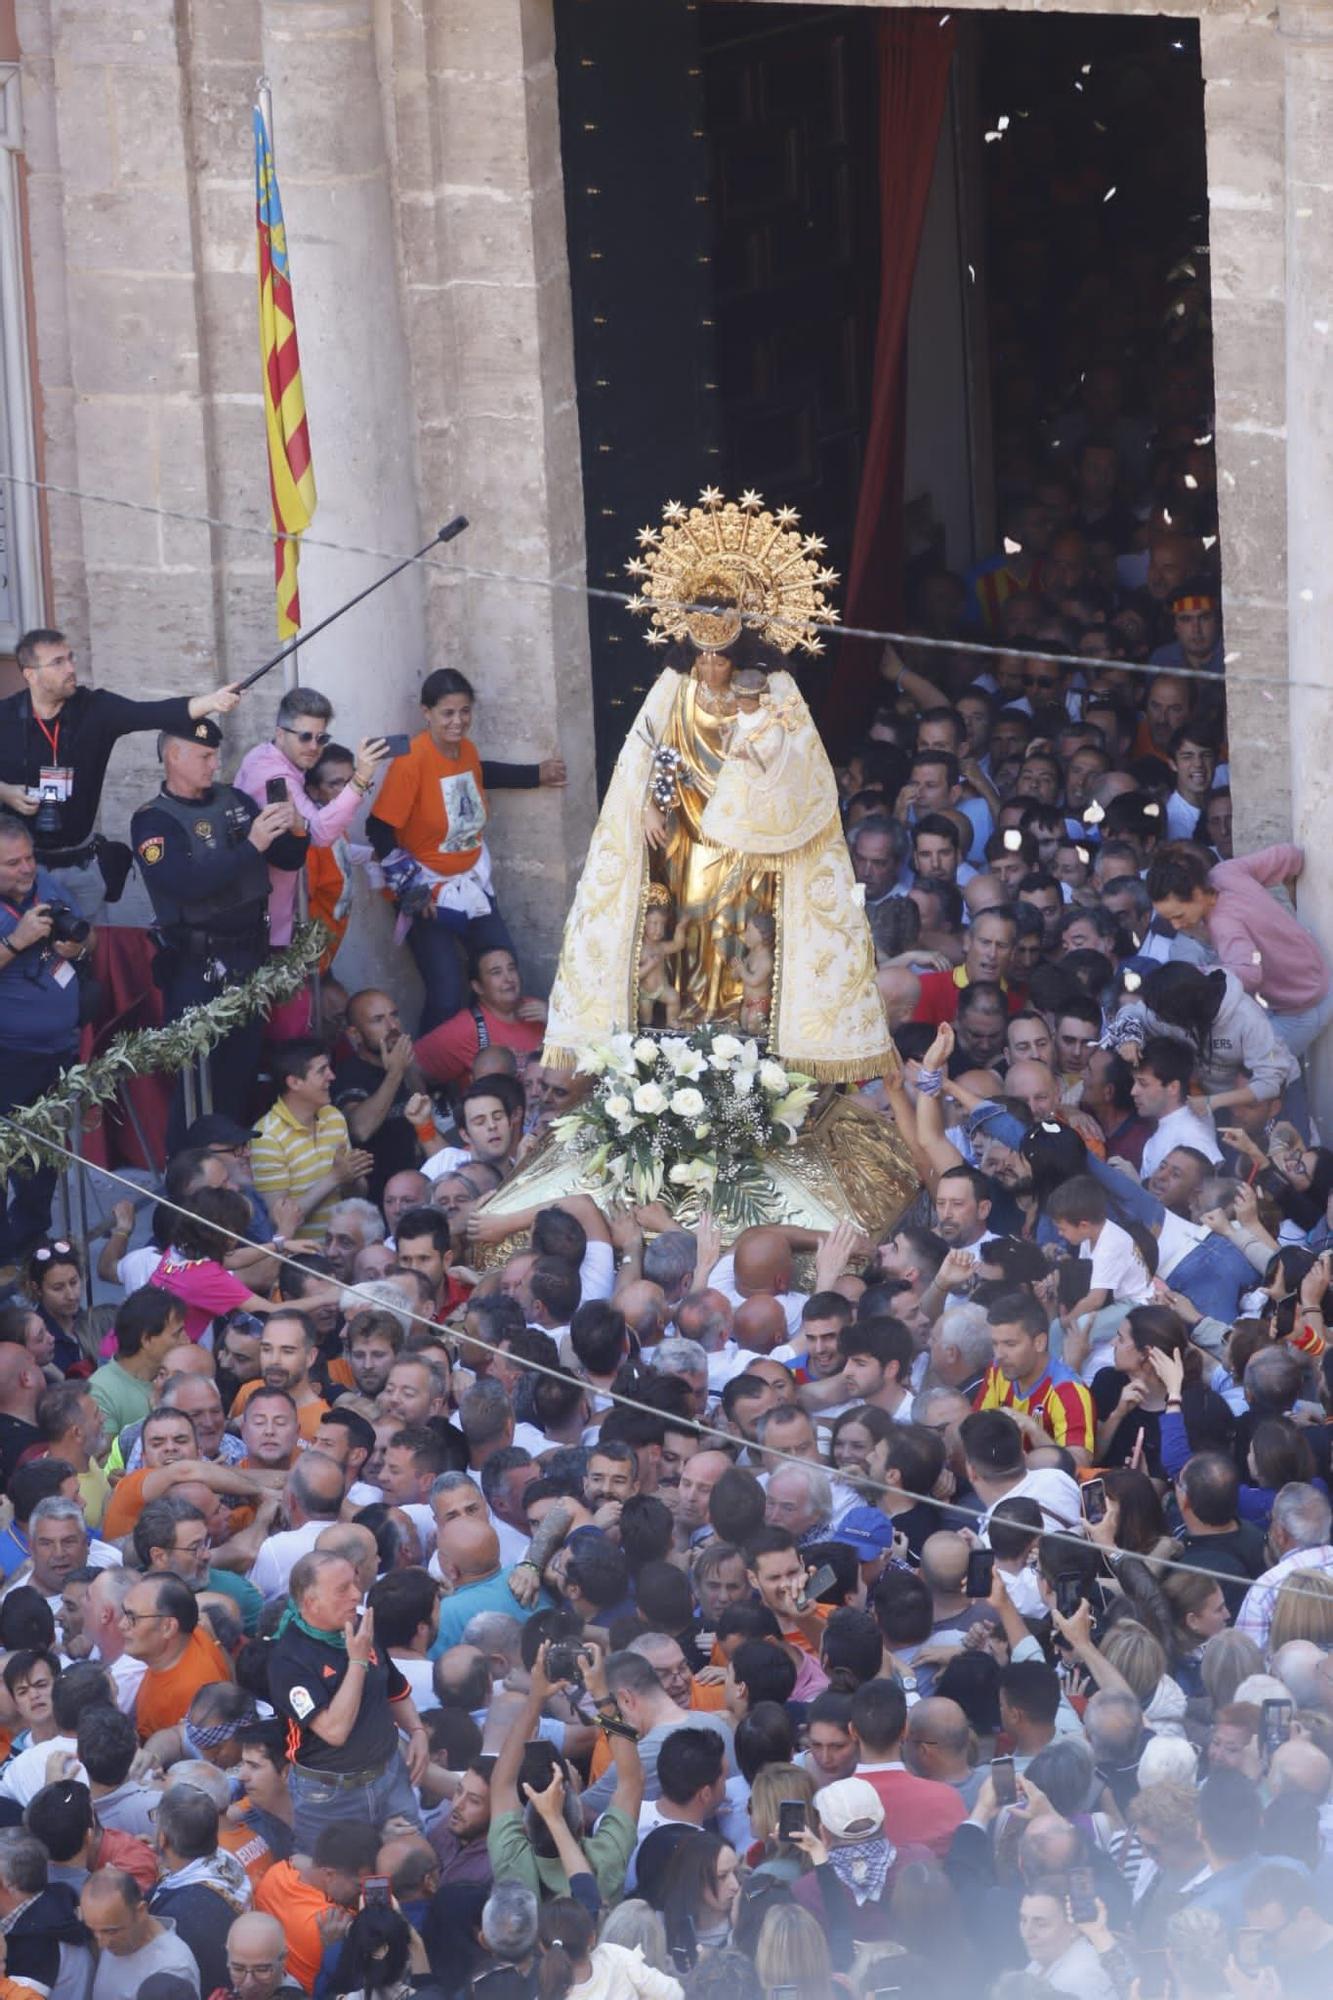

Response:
(289, 1752), (421, 1848)
(1169, 1230), (1257, 1324)
(1273, 987), (1333, 1058)
(408, 898), (514, 1033)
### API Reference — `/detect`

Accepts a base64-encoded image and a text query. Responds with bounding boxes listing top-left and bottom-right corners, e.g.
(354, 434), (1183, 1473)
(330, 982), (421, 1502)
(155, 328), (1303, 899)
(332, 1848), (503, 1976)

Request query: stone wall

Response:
(13, 0), (594, 995)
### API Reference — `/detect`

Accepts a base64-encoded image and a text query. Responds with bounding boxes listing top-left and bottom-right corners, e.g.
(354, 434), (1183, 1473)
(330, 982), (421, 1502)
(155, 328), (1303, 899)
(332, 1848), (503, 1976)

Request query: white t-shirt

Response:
(1085, 1219), (1154, 1304)
(982, 1467), (1083, 1537)
(579, 1240), (615, 1306)
(248, 1519), (325, 1601)
(116, 1245), (164, 1292)
(0, 1732), (81, 1804)
(103, 1652), (147, 1717)
(390, 1652), (439, 1712)
(1140, 1102), (1222, 1181)
(707, 1252), (807, 1338)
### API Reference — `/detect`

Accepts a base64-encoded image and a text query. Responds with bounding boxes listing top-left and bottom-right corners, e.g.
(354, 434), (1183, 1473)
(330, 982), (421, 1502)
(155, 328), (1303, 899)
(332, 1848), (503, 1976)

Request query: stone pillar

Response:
(1199, 7), (1290, 853)
(16, 0), (225, 872)
(381, 0), (596, 991)
(1281, 0), (1333, 1119)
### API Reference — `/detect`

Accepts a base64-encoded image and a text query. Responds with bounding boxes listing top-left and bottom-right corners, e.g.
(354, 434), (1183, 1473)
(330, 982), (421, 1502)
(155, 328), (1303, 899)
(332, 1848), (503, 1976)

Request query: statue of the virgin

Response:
(543, 491), (894, 1083)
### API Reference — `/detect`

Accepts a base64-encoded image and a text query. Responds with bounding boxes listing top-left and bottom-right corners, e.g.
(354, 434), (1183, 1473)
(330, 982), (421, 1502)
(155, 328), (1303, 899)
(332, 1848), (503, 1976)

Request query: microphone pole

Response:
(235, 515), (469, 692)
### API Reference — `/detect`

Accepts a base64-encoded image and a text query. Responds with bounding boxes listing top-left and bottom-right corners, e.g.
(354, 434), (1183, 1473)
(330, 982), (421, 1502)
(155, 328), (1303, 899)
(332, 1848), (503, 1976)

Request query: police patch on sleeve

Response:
(138, 836), (164, 865)
(289, 1685), (315, 1720)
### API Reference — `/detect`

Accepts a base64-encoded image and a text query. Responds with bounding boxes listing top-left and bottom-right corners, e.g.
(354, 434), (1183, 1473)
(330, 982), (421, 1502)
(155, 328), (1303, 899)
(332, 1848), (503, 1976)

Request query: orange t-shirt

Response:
(307, 846), (351, 970)
(135, 1625), (233, 1741)
(372, 733), (487, 877)
(256, 1861), (331, 1991)
(221, 1819), (273, 1888)
(230, 1378), (330, 1442)
(102, 1467), (152, 1541)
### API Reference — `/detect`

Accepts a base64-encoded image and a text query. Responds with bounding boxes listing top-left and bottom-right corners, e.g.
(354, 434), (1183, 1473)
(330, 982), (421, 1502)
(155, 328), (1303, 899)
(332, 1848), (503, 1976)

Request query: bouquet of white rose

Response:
(549, 1027), (818, 1226)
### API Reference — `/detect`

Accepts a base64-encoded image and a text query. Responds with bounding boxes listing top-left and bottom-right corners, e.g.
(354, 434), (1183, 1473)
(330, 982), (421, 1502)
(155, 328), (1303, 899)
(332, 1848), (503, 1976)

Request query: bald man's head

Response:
(732, 1226), (793, 1297)
(1003, 1059), (1061, 1121)
(0, 1344), (43, 1415)
(226, 1911), (289, 2000)
(316, 1523), (379, 1594)
(1269, 1737), (1333, 1804)
(439, 1516), (500, 1585)
(733, 1293), (787, 1355)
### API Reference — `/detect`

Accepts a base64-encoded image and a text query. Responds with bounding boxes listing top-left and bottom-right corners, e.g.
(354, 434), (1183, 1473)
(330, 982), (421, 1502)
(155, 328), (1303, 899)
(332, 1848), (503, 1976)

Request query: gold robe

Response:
(543, 666), (893, 1082)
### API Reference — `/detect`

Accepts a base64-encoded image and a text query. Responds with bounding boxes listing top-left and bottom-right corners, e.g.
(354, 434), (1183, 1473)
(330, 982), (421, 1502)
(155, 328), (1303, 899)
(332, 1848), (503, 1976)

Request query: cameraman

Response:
(0, 626), (244, 918)
(0, 812), (92, 1261)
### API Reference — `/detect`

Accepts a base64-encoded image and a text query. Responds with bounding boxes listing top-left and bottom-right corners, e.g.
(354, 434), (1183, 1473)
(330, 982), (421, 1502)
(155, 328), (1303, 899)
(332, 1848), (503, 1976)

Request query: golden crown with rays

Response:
(625, 487), (840, 658)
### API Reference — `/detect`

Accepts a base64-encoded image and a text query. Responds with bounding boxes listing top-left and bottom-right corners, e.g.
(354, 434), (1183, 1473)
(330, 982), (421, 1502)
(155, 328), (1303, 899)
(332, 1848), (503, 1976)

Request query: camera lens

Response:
(34, 799), (62, 836)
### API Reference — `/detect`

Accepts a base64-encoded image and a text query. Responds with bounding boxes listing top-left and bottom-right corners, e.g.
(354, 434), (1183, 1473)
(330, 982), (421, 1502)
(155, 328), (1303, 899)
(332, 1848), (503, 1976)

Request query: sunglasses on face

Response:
(281, 726), (331, 746)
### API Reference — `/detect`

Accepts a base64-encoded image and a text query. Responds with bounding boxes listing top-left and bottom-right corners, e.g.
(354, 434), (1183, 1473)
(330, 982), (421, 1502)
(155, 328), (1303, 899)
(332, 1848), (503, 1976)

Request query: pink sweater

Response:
(234, 739), (365, 945)
(1209, 845), (1329, 1012)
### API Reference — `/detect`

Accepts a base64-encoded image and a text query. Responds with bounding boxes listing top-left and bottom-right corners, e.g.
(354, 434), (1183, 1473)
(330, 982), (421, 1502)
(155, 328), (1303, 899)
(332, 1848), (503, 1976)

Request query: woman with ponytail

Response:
(536, 1899), (683, 2000)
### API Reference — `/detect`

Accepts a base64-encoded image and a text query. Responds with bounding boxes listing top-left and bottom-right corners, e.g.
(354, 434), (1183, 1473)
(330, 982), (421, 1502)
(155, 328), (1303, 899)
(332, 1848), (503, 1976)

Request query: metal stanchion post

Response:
(68, 1104), (91, 1265)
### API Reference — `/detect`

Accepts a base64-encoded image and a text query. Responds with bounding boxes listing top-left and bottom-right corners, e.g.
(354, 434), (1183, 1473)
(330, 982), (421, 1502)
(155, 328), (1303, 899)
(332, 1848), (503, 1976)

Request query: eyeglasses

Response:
(228, 1965), (282, 1981)
(280, 726), (331, 746)
(33, 1241), (73, 1261)
(120, 1608), (168, 1627)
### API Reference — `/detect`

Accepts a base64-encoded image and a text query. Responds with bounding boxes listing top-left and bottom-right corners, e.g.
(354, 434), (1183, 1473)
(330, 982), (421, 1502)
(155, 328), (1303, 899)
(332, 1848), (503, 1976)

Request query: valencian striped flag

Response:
(254, 99), (316, 637)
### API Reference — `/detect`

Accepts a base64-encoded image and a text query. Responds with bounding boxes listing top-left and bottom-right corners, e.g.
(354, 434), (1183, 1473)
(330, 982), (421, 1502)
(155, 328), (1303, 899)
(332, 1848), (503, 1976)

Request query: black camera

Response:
(34, 787), (63, 837)
(546, 1643), (585, 1686)
(46, 902), (90, 948)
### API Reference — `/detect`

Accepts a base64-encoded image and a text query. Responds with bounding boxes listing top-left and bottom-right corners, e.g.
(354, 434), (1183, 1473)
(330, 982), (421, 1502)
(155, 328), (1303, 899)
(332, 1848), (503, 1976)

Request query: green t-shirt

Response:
(203, 1566), (264, 1636)
(487, 1805), (636, 1903)
(87, 1359), (153, 1435)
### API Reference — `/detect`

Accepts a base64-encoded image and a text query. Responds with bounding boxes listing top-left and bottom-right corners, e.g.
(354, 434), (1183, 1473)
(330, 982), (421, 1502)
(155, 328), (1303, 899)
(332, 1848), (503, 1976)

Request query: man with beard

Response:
(322, 1199), (386, 1285)
(344, 1309), (404, 1401)
(32, 1384), (110, 1531)
(671, 1449), (732, 1553)
(427, 1757), (494, 1888)
(333, 989), (434, 1202)
(230, 1312), (329, 1441)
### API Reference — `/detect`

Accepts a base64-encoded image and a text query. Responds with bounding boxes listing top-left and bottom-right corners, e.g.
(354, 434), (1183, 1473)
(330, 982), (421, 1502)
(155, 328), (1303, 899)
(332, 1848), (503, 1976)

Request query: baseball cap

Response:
(833, 1506), (901, 1562)
(184, 1113), (259, 1149)
(813, 1776), (885, 1840)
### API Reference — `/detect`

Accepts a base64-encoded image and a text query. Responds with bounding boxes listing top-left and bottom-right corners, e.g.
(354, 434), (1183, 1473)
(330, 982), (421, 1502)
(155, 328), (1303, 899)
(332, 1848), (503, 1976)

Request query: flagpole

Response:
(257, 74), (298, 695)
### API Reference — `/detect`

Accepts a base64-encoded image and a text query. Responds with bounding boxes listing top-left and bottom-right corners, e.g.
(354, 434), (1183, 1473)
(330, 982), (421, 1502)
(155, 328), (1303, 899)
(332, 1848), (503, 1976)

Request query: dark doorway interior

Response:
(554, 3), (1218, 779)
(696, 6), (881, 583)
(971, 13), (1216, 570)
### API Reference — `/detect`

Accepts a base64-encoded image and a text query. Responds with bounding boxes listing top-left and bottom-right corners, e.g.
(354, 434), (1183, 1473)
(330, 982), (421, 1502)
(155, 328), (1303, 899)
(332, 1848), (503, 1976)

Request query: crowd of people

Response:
(0, 357), (1328, 2000)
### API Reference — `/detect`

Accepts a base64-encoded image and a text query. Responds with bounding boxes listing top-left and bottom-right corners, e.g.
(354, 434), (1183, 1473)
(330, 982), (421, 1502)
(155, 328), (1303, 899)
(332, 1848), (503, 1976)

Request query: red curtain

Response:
(822, 10), (956, 740)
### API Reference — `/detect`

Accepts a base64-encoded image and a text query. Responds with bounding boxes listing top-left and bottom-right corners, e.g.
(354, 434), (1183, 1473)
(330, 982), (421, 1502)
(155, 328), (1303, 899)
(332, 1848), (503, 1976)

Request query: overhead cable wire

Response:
(8, 1111), (1330, 1610)
(0, 468), (1297, 699)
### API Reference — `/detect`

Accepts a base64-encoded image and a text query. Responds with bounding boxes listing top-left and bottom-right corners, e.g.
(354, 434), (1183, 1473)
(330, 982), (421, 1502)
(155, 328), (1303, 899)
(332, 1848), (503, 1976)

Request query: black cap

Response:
(184, 1113), (258, 1148)
(161, 715), (224, 748)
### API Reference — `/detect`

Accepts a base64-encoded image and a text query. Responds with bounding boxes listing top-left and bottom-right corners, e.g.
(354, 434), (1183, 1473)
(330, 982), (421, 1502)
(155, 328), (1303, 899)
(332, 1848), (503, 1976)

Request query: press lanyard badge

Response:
(38, 766), (73, 802)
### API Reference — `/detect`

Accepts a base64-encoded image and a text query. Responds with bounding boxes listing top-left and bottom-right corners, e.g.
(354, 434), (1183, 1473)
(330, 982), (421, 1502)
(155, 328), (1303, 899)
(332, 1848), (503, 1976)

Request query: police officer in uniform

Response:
(133, 715), (309, 1147)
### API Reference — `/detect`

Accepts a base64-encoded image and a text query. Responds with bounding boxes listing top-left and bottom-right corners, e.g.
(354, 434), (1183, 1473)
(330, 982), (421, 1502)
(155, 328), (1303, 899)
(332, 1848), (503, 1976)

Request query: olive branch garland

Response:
(0, 922), (328, 1177)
